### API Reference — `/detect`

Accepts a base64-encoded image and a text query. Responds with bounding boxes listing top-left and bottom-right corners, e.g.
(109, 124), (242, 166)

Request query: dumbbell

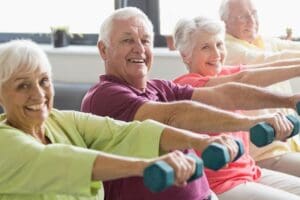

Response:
(144, 139), (244, 192)
(201, 139), (244, 171)
(297, 102), (300, 115)
(143, 153), (203, 193)
(250, 115), (300, 147)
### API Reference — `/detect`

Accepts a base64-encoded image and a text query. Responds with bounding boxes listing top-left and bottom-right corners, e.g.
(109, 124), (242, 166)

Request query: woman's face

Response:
(186, 31), (226, 76)
(0, 66), (53, 129)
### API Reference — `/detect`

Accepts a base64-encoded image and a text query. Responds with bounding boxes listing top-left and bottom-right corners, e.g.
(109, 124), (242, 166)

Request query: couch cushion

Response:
(53, 82), (92, 111)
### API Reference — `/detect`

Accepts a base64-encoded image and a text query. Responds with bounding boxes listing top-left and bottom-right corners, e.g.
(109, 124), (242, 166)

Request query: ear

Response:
(180, 52), (190, 65)
(97, 41), (107, 60)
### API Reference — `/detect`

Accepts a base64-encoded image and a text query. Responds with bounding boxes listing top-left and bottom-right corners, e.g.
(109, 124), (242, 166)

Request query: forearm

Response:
(247, 58), (300, 68)
(159, 125), (211, 152)
(166, 100), (261, 133)
(237, 65), (300, 87)
(192, 82), (293, 111)
(92, 152), (148, 181)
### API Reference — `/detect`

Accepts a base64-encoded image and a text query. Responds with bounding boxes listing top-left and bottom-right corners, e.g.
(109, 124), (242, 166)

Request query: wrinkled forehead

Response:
(230, 0), (256, 14)
(112, 17), (153, 38)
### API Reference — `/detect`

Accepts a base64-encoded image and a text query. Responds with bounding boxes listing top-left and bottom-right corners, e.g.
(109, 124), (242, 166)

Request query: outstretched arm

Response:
(134, 97), (265, 133)
(206, 65), (300, 87)
(247, 58), (300, 68)
(92, 125), (240, 184)
(192, 82), (298, 111)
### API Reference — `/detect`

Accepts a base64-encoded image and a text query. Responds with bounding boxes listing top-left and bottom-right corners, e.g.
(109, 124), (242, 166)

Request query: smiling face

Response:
(98, 17), (153, 90)
(0, 66), (53, 132)
(186, 31), (226, 76)
(224, 0), (259, 43)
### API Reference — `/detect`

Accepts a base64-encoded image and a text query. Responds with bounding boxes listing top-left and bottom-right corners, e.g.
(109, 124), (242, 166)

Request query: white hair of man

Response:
(0, 39), (52, 89)
(99, 7), (154, 46)
(174, 16), (225, 64)
(219, 0), (231, 21)
(219, 0), (258, 22)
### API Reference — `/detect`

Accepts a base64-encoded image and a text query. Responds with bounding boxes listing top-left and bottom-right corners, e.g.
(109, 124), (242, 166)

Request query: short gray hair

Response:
(99, 7), (154, 45)
(0, 40), (52, 89)
(174, 16), (225, 60)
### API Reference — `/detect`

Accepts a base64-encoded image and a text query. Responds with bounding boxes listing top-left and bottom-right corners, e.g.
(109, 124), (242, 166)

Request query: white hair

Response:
(0, 39), (52, 89)
(219, 0), (257, 21)
(219, 0), (231, 21)
(98, 7), (154, 45)
(174, 16), (225, 61)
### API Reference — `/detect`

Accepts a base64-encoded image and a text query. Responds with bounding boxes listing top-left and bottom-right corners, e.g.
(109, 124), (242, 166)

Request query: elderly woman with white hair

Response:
(173, 15), (300, 200)
(0, 39), (238, 200)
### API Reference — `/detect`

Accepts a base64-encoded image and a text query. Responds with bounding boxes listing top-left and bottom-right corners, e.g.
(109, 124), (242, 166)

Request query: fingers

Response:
(161, 151), (196, 187)
(208, 134), (240, 163)
(267, 112), (293, 141)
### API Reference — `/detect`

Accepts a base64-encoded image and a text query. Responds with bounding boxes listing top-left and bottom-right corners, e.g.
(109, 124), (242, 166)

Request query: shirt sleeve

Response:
(225, 36), (300, 65)
(84, 83), (147, 121)
(72, 111), (165, 158)
(269, 36), (300, 51)
(174, 73), (210, 87)
(0, 126), (100, 196)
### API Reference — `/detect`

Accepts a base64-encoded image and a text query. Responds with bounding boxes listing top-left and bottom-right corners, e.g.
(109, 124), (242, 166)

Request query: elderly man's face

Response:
(186, 31), (226, 76)
(99, 17), (153, 86)
(0, 67), (53, 129)
(224, 0), (259, 43)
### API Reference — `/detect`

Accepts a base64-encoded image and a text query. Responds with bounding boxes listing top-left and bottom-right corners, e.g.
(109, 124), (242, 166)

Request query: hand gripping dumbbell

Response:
(250, 115), (300, 147)
(143, 153), (203, 193)
(144, 140), (245, 193)
(201, 139), (244, 171)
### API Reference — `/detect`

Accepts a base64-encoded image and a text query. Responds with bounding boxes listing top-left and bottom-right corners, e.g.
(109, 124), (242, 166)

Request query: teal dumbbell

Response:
(143, 153), (203, 193)
(201, 139), (244, 171)
(250, 115), (300, 147)
(297, 102), (300, 115)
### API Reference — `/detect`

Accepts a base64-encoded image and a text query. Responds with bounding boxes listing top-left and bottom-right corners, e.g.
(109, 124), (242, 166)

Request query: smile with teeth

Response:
(128, 58), (145, 63)
(26, 103), (46, 111)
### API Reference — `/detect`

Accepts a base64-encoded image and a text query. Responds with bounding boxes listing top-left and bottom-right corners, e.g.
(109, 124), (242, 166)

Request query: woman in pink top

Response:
(173, 16), (300, 200)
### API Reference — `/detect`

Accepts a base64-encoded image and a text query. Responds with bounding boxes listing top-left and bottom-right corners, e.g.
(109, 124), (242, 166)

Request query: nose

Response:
(211, 46), (221, 58)
(133, 40), (145, 53)
(30, 84), (45, 100)
(247, 14), (256, 24)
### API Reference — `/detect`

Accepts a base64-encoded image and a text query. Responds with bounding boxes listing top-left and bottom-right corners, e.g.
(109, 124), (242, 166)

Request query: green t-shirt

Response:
(0, 109), (164, 200)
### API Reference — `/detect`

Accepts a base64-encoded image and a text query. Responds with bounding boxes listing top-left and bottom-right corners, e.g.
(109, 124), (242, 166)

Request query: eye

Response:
(201, 45), (209, 50)
(17, 83), (30, 90)
(122, 38), (134, 44)
(142, 39), (151, 45)
(40, 77), (50, 87)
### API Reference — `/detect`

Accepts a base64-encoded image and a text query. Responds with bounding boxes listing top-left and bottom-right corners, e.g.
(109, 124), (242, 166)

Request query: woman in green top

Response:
(0, 39), (239, 200)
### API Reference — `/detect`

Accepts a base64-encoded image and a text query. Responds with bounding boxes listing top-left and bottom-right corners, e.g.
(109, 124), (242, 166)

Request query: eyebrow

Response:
(121, 32), (151, 39)
(13, 72), (49, 81)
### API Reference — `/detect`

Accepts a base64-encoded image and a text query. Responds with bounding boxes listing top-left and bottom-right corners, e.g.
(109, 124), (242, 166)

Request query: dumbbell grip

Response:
(250, 115), (300, 147)
(143, 153), (203, 193)
(233, 139), (244, 161)
(202, 139), (244, 171)
(296, 101), (300, 115)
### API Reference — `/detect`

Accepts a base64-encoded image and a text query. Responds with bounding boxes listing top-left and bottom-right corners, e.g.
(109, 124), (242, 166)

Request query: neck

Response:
(5, 119), (49, 144)
(131, 78), (147, 92)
